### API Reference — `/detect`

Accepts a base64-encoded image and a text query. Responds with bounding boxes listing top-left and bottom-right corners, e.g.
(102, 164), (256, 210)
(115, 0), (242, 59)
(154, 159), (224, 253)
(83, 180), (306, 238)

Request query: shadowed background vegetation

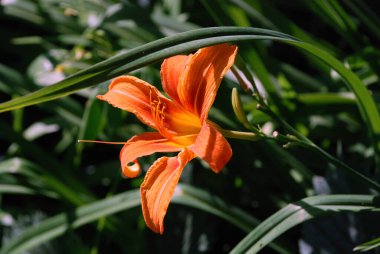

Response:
(1, 0), (380, 253)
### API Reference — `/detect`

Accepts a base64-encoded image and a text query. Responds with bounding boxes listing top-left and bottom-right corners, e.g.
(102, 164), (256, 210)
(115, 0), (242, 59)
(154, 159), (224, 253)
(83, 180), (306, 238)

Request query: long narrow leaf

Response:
(0, 184), (58, 198)
(0, 27), (292, 112)
(231, 195), (380, 254)
(284, 40), (380, 169)
(0, 189), (140, 254)
(0, 123), (92, 204)
(354, 236), (380, 252)
(0, 184), (282, 254)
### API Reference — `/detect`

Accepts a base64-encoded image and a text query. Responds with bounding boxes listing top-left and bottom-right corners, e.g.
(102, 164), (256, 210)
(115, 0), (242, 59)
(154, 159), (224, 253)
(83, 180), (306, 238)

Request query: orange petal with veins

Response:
(97, 76), (164, 129)
(161, 55), (189, 103)
(190, 123), (232, 173)
(177, 44), (238, 122)
(120, 132), (182, 178)
(140, 149), (195, 234)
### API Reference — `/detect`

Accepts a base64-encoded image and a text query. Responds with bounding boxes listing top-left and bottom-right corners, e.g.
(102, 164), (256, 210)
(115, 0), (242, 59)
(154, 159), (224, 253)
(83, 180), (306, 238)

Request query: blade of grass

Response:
(342, 0), (380, 43)
(172, 184), (260, 233)
(0, 189), (140, 254)
(0, 184), (291, 254)
(0, 123), (92, 205)
(231, 195), (380, 253)
(75, 90), (105, 165)
(0, 184), (58, 198)
(283, 40), (380, 171)
(309, 0), (360, 49)
(296, 92), (355, 106)
(0, 27), (294, 113)
(227, 0), (277, 30)
(354, 236), (380, 252)
(0, 64), (83, 125)
(279, 63), (328, 91)
(0, 157), (88, 205)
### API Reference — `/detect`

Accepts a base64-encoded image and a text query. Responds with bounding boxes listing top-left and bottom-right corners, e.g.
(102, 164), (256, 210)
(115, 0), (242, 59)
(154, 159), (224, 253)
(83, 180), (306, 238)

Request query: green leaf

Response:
(284, 40), (380, 170)
(0, 123), (92, 205)
(0, 27), (293, 113)
(342, 0), (380, 42)
(0, 157), (86, 204)
(75, 90), (105, 164)
(172, 184), (260, 233)
(0, 184), (58, 198)
(296, 92), (355, 106)
(0, 184), (290, 254)
(231, 195), (380, 254)
(354, 236), (380, 252)
(77, 91), (104, 141)
(0, 189), (140, 254)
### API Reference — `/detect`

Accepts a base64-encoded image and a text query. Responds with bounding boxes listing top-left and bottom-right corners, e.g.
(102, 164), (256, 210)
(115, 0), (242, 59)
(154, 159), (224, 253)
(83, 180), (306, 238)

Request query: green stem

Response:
(301, 142), (380, 193)
(265, 103), (380, 192)
(222, 128), (380, 192)
(258, 104), (311, 143)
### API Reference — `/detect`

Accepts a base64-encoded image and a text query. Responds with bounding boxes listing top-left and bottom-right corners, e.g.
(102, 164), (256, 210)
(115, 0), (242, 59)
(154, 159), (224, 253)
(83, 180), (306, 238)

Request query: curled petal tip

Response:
(122, 160), (141, 178)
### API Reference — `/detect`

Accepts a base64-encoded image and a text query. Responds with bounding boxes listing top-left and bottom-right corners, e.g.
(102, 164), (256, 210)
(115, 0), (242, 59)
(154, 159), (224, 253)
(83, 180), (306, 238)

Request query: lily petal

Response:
(97, 76), (162, 129)
(98, 76), (201, 139)
(190, 123), (232, 173)
(177, 44), (238, 122)
(120, 132), (182, 178)
(141, 149), (195, 234)
(161, 55), (189, 103)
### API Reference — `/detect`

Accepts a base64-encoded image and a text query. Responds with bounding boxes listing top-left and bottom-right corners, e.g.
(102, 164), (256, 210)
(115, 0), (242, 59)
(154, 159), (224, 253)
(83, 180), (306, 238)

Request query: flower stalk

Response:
(230, 65), (380, 193)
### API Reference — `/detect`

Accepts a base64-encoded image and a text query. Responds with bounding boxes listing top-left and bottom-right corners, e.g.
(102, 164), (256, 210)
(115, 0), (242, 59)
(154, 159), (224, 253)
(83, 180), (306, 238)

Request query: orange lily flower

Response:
(97, 43), (238, 234)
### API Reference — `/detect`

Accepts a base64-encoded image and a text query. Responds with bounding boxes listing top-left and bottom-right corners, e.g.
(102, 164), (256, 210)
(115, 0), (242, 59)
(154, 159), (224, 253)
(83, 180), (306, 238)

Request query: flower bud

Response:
(232, 88), (251, 130)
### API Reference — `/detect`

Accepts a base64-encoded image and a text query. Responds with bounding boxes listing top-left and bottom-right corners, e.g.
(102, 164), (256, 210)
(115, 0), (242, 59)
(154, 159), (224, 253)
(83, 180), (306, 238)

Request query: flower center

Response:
(148, 88), (201, 147)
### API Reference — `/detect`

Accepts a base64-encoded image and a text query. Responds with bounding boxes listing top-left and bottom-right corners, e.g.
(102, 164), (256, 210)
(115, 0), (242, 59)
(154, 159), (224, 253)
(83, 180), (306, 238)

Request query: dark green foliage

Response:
(1, 0), (380, 253)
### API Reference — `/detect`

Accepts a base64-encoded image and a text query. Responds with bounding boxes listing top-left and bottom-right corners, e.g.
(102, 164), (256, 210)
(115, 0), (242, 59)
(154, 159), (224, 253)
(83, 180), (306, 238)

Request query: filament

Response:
(78, 140), (125, 145)
(149, 88), (172, 139)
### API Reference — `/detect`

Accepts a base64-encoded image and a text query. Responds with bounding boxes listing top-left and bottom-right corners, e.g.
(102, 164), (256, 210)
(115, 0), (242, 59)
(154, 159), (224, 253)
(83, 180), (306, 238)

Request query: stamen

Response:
(78, 140), (125, 145)
(149, 88), (172, 139)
